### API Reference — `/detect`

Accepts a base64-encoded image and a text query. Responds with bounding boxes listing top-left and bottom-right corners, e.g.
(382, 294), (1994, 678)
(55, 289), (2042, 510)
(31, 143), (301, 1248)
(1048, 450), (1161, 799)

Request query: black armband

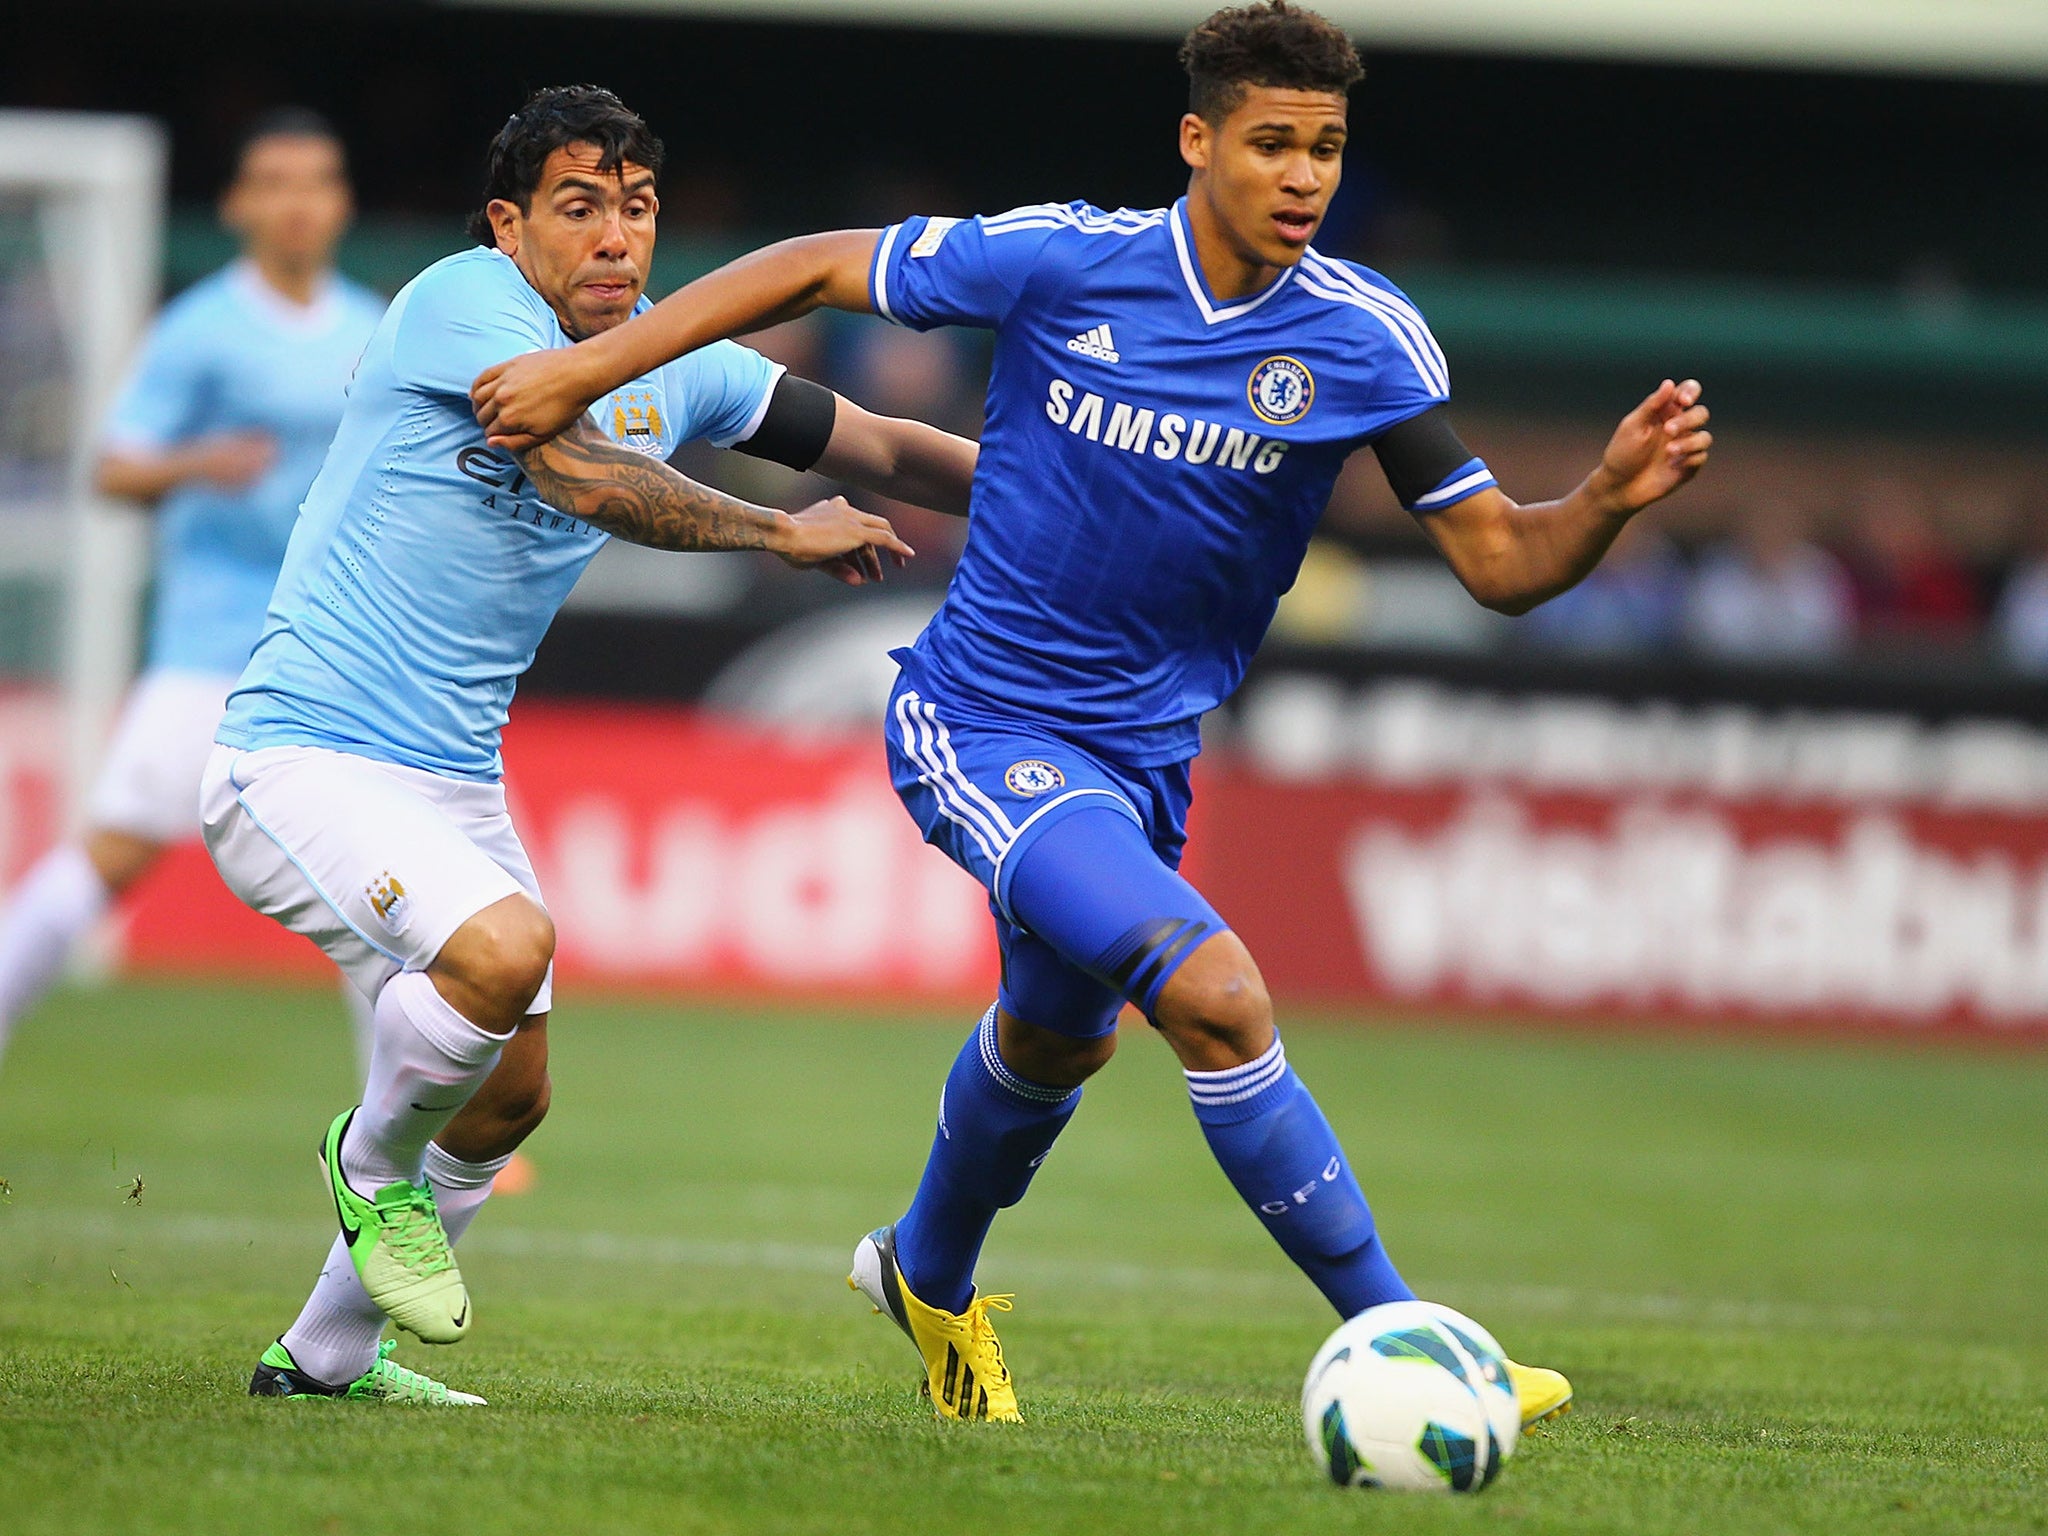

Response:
(731, 372), (837, 472)
(1370, 405), (1492, 511)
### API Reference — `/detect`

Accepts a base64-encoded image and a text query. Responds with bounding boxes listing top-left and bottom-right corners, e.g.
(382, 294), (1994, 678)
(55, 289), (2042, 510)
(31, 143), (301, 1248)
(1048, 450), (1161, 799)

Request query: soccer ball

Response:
(1301, 1300), (1520, 1493)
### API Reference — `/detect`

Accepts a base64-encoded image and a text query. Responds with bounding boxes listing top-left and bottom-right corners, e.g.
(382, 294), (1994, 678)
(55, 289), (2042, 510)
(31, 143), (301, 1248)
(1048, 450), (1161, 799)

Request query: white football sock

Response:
(340, 979), (376, 1085)
(0, 844), (110, 1053)
(343, 969), (511, 1191)
(279, 1239), (384, 1385)
(281, 1144), (511, 1385)
(421, 1140), (507, 1244)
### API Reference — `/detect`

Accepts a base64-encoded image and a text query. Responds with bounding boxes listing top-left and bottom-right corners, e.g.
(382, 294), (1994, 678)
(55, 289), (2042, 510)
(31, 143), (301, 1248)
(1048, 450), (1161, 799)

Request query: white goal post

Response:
(0, 111), (166, 840)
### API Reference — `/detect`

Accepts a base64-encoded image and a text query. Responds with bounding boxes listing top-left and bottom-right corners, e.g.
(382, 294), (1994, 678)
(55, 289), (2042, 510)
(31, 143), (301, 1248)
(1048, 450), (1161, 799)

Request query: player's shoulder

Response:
(400, 246), (541, 310)
(394, 247), (551, 329)
(979, 199), (1168, 232)
(657, 334), (759, 379)
(1289, 249), (1449, 394)
(149, 266), (242, 337)
(1292, 249), (1434, 331)
(949, 202), (1167, 295)
(649, 335), (772, 416)
(975, 200), (1168, 250)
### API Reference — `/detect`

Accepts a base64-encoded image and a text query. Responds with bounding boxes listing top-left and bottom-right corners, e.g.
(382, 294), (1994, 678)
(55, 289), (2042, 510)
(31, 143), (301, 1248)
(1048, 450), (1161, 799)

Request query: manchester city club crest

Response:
(610, 390), (666, 454)
(1005, 759), (1065, 797)
(364, 870), (414, 936)
(1247, 355), (1315, 426)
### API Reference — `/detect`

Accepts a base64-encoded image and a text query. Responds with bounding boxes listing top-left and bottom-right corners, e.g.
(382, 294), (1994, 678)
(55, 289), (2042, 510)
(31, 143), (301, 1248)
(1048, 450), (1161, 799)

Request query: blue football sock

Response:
(895, 1005), (1081, 1315)
(1186, 1036), (1414, 1317)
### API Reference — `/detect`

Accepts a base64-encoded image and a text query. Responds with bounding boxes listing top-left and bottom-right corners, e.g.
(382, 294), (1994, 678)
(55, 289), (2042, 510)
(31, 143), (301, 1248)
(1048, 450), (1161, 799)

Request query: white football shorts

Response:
(200, 743), (553, 1013)
(86, 669), (239, 843)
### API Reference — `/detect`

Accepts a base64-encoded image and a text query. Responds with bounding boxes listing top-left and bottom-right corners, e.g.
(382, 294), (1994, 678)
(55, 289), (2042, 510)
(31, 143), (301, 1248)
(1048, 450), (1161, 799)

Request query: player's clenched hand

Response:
(774, 496), (916, 586)
(472, 349), (606, 451)
(1589, 379), (1712, 515)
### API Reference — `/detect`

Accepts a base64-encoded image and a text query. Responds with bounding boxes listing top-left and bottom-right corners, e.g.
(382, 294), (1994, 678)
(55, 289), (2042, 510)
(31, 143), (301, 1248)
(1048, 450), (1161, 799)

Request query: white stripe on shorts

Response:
(895, 691), (1007, 866)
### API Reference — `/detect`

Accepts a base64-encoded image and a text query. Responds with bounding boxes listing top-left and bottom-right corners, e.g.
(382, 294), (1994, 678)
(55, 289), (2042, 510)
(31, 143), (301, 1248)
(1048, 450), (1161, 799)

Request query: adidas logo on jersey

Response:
(1066, 324), (1120, 364)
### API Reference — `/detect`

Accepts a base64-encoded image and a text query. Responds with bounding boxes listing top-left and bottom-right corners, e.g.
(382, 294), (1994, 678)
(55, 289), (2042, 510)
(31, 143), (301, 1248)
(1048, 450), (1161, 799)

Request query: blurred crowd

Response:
(1514, 481), (2048, 672)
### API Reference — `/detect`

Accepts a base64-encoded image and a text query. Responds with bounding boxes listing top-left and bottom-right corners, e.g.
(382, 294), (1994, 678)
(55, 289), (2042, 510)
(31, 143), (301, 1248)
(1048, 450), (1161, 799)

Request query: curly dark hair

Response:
(466, 85), (664, 245)
(1178, 1), (1364, 124)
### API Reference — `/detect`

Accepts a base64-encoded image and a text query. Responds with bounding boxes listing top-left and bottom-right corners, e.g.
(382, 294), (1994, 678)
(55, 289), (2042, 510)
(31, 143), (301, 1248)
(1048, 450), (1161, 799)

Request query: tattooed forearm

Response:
(515, 420), (787, 552)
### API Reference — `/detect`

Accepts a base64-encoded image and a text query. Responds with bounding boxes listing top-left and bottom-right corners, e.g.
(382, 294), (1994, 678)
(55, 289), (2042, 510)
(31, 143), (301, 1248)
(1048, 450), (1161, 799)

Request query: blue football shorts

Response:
(886, 673), (1227, 1038)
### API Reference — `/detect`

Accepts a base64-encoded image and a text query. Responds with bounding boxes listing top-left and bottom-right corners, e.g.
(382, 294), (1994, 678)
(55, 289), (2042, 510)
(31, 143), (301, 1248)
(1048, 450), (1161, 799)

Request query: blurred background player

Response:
(208, 86), (953, 1404)
(473, 1), (1709, 1424)
(0, 109), (382, 1071)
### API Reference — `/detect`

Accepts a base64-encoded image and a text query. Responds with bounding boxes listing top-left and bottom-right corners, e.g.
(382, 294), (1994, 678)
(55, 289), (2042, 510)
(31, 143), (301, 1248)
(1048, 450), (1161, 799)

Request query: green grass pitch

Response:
(2, 981), (2044, 1535)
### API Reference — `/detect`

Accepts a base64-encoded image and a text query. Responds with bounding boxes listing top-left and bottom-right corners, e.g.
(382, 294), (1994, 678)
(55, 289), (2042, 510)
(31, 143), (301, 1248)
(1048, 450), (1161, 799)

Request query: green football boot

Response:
(320, 1108), (471, 1344)
(249, 1339), (486, 1405)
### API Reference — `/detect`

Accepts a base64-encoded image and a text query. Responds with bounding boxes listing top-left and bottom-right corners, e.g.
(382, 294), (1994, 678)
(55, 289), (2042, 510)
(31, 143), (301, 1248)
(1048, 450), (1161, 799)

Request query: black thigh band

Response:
(732, 373), (837, 472)
(1371, 405), (1479, 509)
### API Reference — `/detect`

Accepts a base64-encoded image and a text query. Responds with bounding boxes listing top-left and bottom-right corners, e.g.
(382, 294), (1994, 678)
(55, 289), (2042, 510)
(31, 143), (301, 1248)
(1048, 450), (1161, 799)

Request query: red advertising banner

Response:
(117, 703), (1000, 1003)
(0, 692), (63, 894)
(1197, 764), (2048, 1034)
(6, 687), (2046, 1032)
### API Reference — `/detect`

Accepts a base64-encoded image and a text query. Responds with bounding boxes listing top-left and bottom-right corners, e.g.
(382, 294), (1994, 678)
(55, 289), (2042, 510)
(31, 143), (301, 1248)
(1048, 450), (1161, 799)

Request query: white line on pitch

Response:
(1, 1207), (1904, 1334)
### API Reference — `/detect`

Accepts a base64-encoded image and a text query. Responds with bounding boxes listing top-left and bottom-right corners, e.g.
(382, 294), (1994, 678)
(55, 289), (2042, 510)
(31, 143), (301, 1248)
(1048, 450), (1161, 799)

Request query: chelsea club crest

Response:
(1005, 760), (1065, 797)
(1247, 355), (1315, 426)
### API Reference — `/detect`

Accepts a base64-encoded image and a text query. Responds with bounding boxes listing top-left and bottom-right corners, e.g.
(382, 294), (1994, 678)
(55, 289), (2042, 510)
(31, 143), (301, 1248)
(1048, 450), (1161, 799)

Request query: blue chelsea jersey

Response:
(217, 247), (781, 780)
(101, 263), (386, 676)
(872, 198), (1492, 767)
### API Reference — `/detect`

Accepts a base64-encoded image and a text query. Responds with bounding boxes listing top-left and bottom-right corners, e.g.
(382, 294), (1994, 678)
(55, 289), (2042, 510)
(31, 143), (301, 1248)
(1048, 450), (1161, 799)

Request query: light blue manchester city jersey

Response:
(101, 262), (385, 675)
(217, 247), (780, 780)
(872, 199), (1493, 767)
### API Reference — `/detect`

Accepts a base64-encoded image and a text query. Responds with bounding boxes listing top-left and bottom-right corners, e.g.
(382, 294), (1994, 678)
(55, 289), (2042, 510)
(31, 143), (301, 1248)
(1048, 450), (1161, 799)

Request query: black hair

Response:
(1178, 1), (1364, 124)
(466, 85), (665, 245)
(231, 106), (343, 178)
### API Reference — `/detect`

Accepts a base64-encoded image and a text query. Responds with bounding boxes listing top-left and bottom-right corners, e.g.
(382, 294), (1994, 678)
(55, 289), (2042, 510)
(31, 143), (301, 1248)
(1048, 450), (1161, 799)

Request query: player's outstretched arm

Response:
(475, 232), (882, 452)
(95, 433), (277, 504)
(517, 418), (914, 584)
(815, 396), (978, 519)
(1420, 379), (1711, 615)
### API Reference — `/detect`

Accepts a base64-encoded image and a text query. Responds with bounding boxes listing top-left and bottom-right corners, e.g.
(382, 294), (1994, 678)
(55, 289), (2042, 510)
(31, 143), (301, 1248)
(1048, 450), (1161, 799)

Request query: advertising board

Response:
(7, 688), (2045, 1032)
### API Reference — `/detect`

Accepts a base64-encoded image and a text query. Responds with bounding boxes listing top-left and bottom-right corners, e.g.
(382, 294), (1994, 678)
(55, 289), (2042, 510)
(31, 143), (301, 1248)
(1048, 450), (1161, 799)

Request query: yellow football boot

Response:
(1506, 1359), (1573, 1429)
(849, 1225), (1022, 1423)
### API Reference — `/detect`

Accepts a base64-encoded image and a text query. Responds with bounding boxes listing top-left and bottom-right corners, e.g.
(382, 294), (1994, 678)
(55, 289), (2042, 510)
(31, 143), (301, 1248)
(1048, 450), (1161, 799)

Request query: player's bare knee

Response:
(997, 1008), (1116, 1089)
(492, 909), (555, 1009)
(1156, 955), (1274, 1067)
(83, 829), (161, 896)
(1049, 1029), (1117, 1083)
(435, 896), (555, 1020)
(476, 899), (554, 999)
